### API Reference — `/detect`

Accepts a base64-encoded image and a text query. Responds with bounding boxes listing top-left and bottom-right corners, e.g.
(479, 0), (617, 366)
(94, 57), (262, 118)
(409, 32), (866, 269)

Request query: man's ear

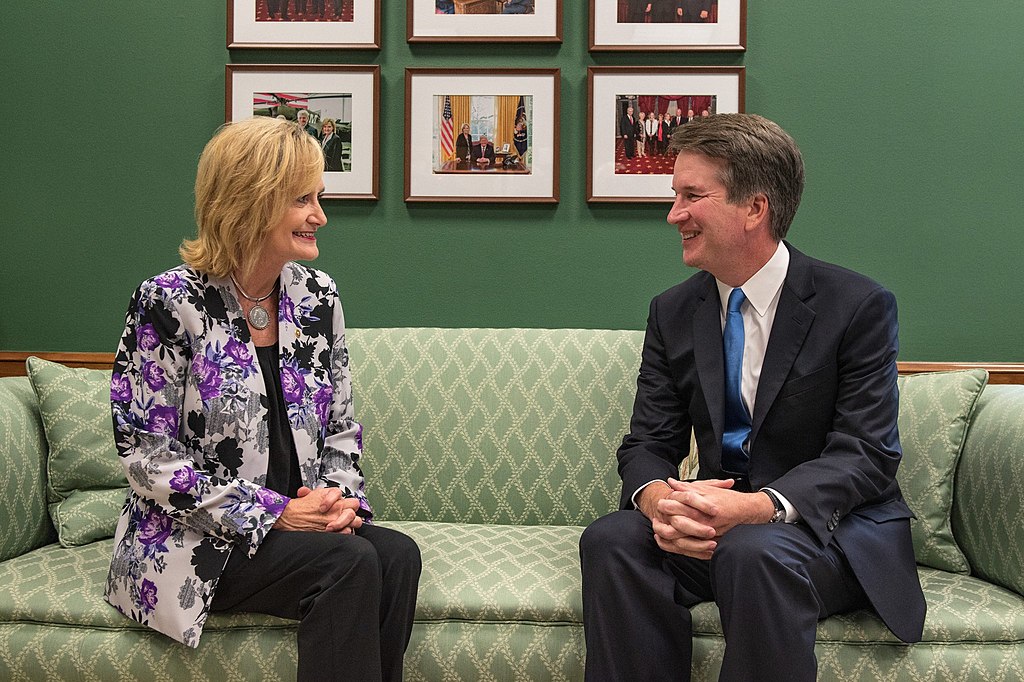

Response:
(745, 193), (770, 231)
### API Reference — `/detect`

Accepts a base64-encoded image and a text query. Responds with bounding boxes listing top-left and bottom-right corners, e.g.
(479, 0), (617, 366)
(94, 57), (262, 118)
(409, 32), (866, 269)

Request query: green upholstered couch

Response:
(1, 327), (1023, 681)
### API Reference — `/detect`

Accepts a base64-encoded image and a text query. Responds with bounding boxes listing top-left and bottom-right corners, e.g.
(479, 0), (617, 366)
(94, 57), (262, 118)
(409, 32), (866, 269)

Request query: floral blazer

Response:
(104, 262), (370, 647)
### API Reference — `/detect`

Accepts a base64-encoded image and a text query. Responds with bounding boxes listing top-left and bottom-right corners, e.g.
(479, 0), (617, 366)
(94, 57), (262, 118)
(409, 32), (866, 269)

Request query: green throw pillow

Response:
(26, 357), (127, 547)
(897, 368), (988, 573)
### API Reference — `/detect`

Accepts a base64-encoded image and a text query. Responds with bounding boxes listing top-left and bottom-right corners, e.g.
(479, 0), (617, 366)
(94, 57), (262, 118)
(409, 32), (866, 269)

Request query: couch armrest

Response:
(0, 377), (57, 561)
(951, 384), (1024, 596)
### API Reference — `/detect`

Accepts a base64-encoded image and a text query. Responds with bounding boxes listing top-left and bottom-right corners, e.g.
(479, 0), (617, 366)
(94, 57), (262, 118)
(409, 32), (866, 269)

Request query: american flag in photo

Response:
(440, 95), (454, 160)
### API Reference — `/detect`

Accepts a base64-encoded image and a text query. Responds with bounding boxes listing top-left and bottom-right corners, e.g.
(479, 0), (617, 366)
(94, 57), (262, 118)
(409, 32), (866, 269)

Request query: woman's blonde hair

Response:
(181, 116), (324, 278)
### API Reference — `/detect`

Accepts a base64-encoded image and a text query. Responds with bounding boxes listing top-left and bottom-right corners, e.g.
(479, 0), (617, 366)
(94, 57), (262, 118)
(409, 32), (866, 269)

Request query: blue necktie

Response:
(722, 288), (751, 475)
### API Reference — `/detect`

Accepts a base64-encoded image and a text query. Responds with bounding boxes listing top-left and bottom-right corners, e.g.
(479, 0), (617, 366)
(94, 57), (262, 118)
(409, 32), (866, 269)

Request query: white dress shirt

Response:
(634, 241), (801, 523)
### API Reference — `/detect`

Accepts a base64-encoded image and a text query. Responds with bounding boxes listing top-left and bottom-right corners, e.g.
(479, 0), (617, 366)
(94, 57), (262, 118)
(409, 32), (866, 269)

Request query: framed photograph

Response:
(590, 0), (745, 51)
(405, 68), (560, 203)
(407, 0), (561, 43)
(228, 0), (380, 49)
(587, 66), (744, 203)
(226, 64), (380, 200)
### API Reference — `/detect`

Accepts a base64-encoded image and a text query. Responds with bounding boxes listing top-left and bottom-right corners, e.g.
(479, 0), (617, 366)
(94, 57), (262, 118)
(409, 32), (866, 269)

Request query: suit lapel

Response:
(692, 276), (726, 449)
(750, 246), (816, 443)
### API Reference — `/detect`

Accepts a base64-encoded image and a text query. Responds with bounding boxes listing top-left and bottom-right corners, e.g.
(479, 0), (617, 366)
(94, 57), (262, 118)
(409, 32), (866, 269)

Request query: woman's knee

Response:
(384, 529), (422, 577)
(314, 533), (382, 587)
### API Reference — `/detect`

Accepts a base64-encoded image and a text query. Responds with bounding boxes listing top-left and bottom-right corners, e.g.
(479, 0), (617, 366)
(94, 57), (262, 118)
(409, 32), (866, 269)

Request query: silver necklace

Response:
(231, 275), (277, 330)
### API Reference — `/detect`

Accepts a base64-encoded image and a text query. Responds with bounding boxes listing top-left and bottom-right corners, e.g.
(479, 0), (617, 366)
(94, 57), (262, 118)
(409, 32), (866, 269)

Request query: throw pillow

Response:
(897, 368), (988, 573)
(26, 357), (127, 547)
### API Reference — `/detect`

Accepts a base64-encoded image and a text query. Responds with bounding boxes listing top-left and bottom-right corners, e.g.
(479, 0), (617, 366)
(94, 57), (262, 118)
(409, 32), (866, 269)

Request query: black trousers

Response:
(580, 510), (868, 682)
(212, 524), (421, 682)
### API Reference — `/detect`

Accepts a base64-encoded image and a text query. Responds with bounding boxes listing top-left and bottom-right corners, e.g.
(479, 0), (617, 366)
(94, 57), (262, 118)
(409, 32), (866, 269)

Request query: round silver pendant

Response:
(247, 304), (271, 330)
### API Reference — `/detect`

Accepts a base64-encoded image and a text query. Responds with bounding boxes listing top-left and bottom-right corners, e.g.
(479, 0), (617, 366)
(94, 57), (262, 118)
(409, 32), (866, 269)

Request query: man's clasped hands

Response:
(638, 478), (776, 560)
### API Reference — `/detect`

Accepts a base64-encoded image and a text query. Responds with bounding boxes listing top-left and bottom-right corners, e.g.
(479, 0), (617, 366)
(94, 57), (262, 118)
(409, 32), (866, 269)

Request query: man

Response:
(680, 0), (712, 22)
(580, 113), (925, 682)
(296, 110), (318, 138)
(620, 105), (637, 159)
(472, 134), (496, 166)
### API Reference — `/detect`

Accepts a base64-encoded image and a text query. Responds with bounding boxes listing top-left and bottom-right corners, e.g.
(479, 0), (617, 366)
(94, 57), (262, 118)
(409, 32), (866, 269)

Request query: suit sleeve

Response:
(110, 280), (286, 556)
(616, 296), (693, 509)
(316, 285), (373, 520)
(769, 286), (905, 547)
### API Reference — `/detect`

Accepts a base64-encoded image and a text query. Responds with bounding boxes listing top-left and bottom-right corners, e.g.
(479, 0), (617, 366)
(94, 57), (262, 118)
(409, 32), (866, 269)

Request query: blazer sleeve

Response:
(110, 279), (286, 554)
(315, 284), (373, 520)
(769, 285), (906, 547)
(615, 296), (693, 509)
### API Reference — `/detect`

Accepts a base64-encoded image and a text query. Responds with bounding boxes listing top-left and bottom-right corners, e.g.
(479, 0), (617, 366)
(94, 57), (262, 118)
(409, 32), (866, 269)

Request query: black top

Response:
(256, 345), (303, 498)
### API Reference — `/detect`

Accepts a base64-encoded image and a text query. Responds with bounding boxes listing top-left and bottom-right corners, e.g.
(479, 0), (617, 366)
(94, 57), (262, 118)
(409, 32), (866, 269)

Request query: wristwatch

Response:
(761, 489), (786, 524)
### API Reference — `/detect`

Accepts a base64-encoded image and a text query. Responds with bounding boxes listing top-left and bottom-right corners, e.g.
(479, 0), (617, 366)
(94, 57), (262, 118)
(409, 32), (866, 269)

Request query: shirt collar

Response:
(716, 241), (790, 318)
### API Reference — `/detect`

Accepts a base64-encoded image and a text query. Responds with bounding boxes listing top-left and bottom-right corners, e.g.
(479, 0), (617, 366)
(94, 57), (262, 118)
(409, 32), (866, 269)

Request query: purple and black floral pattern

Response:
(105, 262), (369, 648)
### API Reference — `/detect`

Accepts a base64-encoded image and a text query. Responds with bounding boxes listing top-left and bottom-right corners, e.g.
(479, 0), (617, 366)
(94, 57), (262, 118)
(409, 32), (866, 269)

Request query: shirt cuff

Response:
(631, 479), (667, 509)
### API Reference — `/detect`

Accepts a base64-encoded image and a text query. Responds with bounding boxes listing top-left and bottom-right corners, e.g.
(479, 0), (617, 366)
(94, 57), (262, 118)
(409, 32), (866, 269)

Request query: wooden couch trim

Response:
(2, 350), (1023, 384)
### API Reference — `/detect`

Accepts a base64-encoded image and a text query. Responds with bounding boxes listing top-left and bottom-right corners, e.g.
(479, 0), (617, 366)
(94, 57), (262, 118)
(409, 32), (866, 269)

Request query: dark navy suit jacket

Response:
(616, 243), (926, 642)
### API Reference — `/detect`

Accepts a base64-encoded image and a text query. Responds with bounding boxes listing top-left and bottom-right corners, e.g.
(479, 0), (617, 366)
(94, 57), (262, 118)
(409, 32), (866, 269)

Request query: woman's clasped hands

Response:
(273, 486), (364, 534)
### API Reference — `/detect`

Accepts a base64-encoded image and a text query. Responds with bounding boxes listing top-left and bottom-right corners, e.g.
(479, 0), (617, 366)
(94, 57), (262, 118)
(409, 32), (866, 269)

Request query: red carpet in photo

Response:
(614, 140), (675, 175)
(257, 0), (354, 22)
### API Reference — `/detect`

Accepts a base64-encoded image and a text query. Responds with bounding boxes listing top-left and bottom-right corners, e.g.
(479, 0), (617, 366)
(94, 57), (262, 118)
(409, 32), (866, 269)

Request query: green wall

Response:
(3, 2), (1021, 360)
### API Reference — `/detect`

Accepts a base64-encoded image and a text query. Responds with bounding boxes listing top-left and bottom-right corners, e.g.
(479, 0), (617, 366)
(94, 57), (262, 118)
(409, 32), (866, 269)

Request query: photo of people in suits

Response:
(614, 94), (715, 175)
(258, 0), (354, 21)
(617, 0), (717, 23)
(434, 0), (535, 14)
(252, 92), (354, 173)
(432, 94), (533, 174)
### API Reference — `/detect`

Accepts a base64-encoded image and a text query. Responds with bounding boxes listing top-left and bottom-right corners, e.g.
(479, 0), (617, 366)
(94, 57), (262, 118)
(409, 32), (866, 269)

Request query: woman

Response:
(454, 122), (473, 164)
(320, 118), (345, 172)
(105, 117), (420, 682)
(645, 111), (658, 156)
(636, 111), (647, 158)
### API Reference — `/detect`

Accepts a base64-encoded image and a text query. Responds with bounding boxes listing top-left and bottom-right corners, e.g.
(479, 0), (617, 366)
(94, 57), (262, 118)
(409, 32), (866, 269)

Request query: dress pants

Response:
(579, 509), (868, 682)
(212, 524), (421, 682)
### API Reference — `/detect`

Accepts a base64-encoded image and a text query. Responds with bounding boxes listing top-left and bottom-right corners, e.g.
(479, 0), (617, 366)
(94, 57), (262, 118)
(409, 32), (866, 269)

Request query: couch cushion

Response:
(4, 546), (1021, 646)
(0, 540), (297, 632)
(896, 369), (987, 573)
(25, 358), (128, 547)
(349, 328), (641, 527)
(0, 540), (298, 682)
(0, 377), (58, 562)
(380, 520), (584, 624)
(951, 384), (1024, 597)
(690, 568), (1024, 681)
(690, 566), (1024, 645)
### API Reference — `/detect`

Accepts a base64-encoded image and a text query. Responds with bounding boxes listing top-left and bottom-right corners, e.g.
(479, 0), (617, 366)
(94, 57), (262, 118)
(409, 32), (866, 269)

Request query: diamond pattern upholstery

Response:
(952, 385), (1024, 597)
(25, 358), (127, 547)
(0, 379), (56, 563)
(350, 328), (643, 526)
(895, 369), (987, 573)
(2, 328), (1023, 682)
